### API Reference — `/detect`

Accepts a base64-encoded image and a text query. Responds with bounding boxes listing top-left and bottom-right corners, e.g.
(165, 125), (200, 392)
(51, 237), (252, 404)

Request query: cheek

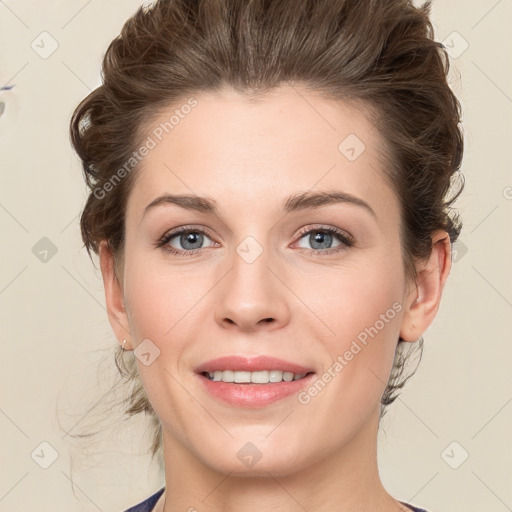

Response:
(123, 252), (211, 343)
(121, 254), (209, 434)
(294, 249), (404, 345)
(294, 252), (404, 409)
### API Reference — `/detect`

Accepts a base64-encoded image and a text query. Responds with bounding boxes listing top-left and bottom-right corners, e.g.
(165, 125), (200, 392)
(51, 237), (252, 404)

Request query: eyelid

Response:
(156, 224), (219, 253)
(294, 224), (354, 244)
(291, 224), (354, 254)
(158, 224), (216, 242)
(157, 224), (355, 255)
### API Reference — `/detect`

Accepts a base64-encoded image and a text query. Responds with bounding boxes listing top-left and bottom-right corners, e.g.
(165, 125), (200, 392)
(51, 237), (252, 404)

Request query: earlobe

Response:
(399, 230), (452, 342)
(98, 241), (132, 349)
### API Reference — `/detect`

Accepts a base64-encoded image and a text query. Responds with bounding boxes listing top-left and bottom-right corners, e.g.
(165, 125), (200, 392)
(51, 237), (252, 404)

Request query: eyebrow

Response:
(143, 190), (377, 219)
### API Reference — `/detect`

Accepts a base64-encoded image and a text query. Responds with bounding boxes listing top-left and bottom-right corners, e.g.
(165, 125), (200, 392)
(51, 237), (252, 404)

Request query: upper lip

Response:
(195, 355), (315, 374)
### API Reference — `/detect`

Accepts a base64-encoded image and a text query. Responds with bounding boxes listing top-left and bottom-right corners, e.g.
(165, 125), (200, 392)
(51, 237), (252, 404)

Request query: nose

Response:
(214, 244), (291, 332)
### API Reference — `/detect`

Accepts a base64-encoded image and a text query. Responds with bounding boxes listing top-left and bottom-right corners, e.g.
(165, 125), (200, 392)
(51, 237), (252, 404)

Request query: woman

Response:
(69, 0), (464, 510)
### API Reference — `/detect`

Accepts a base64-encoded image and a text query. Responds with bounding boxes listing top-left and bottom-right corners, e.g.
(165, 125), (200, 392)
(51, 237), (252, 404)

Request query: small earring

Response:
(121, 339), (127, 350)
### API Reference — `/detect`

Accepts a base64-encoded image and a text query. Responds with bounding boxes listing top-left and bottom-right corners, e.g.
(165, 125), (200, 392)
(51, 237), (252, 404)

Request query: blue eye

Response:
(295, 227), (354, 253)
(157, 225), (354, 257)
(158, 227), (216, 255)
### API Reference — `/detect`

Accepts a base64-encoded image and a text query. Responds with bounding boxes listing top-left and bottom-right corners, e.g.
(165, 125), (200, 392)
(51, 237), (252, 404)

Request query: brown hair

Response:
(69, 0), (464, 460)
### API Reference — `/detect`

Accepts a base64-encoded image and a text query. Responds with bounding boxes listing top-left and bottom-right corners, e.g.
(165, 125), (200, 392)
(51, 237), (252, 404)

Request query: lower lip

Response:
(197, 373), (316, 408)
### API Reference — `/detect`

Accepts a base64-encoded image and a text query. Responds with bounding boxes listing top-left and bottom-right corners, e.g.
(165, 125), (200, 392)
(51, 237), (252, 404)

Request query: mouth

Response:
(195, 356), (316, 408)
(200, 370), (313, 384)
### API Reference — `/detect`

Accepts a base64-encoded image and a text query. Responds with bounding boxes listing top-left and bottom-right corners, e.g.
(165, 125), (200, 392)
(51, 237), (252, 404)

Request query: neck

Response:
(157, 411), (407, 512)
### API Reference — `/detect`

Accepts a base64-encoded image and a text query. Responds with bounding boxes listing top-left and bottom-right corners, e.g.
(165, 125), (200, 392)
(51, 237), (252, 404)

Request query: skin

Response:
(99, 84), (451, 512)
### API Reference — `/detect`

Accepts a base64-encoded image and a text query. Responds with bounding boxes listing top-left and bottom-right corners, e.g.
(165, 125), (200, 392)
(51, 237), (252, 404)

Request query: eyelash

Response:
(156, 224), (355, 257)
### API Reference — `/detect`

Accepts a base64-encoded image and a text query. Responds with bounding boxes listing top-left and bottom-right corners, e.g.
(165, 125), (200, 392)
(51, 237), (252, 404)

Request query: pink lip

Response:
(195, 355), (316, 408)
(195, 355), (314, 374)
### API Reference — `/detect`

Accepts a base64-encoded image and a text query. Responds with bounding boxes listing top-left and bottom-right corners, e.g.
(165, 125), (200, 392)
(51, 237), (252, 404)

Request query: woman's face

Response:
(109, 84), (422, 475)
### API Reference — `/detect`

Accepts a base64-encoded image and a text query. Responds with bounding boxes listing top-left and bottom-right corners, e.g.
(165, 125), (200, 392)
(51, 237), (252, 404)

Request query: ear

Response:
(400, 230), (452, 342)
(98, 241), (132, 350)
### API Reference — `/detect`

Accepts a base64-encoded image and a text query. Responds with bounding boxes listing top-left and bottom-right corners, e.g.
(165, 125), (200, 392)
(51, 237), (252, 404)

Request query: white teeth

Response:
(234, 371), (251, 383)
(251, 371), (269, 384)
(207, 370), (308, 384)
(269, 370), (283, 382)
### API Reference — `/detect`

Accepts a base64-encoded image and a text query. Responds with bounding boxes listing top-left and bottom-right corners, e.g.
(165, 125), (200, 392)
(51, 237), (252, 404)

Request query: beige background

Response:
(1, 0), (511, 511)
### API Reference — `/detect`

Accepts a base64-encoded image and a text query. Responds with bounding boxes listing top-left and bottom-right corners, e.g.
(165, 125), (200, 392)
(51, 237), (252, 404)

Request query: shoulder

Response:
(122, 487), (165, 512)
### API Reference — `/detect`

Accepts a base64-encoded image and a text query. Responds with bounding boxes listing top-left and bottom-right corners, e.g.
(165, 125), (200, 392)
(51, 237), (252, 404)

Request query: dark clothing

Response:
(122, 487), (429, 512)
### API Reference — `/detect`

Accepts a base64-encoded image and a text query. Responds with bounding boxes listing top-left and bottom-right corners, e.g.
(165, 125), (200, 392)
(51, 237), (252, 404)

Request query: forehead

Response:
(127, 84), (398, 224)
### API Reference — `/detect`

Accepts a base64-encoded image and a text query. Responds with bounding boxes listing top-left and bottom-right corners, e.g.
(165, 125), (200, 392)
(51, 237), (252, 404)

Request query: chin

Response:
(194, 437), (314, 477)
